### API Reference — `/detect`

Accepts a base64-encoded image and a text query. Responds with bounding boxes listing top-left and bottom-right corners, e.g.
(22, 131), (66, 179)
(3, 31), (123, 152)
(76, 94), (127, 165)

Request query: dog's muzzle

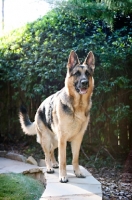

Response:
(81, 79), (88, 87)
(75, 79), (89, 95)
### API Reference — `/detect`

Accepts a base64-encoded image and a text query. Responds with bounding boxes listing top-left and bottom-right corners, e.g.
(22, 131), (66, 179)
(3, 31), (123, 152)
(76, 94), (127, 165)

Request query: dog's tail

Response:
(19, 105), (36, 135)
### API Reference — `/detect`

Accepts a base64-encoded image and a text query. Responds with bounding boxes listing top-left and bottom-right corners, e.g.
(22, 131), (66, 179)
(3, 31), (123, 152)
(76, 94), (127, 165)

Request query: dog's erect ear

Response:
(67, 50), (80, 69)
(84, 51), (95, 74)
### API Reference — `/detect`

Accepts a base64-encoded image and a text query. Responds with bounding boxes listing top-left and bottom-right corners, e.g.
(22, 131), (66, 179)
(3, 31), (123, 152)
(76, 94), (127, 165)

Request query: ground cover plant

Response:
(0, 173), (44, 200)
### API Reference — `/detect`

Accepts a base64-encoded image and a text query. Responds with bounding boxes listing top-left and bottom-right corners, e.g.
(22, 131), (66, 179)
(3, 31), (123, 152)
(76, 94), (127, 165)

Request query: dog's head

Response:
(65, 50), (95, 95)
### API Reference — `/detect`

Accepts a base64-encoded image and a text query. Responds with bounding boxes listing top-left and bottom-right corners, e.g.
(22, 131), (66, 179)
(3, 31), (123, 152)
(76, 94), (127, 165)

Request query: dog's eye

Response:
(74, 71), (81, 76)
(85, 70), (90, 76)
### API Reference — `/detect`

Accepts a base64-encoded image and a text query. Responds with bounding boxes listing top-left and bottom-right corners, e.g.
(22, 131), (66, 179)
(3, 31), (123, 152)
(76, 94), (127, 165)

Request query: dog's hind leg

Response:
(37, 127), (54, 174)
(45, 154), (54, 173)
(49, 138), (59, 168)
(71, 134), (86, 178)
(42, 134), (56, 174)
(51, 150), (59, 168)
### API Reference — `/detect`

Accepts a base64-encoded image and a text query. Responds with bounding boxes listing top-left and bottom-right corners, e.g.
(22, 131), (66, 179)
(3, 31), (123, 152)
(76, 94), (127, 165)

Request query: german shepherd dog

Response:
(19, 50), (95, 183)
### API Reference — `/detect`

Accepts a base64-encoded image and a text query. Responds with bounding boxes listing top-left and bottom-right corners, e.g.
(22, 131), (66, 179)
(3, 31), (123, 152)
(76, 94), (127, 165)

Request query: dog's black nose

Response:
(81, 79), (88, 87)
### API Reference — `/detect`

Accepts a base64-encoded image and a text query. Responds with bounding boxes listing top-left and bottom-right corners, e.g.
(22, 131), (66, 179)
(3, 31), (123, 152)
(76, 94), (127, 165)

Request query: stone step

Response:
(40, 165), (102, 200)
(0, 157), (38, 173)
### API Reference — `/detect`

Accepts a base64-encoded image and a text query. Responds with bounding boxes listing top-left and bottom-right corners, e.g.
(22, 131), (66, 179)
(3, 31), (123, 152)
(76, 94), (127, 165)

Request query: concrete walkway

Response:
(41, 165), (102, 200)
(0, 157), (102, 199)
(0, 157), (38, 173)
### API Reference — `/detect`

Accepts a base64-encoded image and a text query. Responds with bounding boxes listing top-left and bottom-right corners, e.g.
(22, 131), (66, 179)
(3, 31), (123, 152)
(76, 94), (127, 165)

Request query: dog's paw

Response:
(75, 173), (86, 178)
(74, 171), (86, 178)
(52, 163), (59, 169)
(59, 176), (68, 183)
(46, 168), (54, 174)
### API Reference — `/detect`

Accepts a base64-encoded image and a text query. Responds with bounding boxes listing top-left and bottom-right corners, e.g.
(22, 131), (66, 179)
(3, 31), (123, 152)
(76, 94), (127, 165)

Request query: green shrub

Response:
(0, 8), (131, 154)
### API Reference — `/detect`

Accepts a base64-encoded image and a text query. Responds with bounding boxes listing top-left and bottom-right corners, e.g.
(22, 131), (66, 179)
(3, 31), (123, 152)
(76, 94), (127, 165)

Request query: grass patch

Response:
(0, 173), (44, 200)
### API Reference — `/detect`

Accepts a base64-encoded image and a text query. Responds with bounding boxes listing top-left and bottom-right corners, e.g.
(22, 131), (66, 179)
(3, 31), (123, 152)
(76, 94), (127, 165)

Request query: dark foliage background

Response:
(0, 1), (132, 163)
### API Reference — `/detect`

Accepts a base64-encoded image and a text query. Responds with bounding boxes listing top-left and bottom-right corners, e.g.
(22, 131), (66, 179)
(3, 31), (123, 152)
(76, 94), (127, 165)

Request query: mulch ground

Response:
(88, 167), (132, 200)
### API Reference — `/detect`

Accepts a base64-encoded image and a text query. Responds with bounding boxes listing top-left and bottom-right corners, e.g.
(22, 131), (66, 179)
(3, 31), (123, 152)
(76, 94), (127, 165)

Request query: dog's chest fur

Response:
(37, 88), (90, 141)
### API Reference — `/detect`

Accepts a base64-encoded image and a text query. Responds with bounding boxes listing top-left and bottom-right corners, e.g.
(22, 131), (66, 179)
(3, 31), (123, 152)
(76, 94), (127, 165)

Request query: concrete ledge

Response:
(0, 157), (38, 173)
(40, 194), (102, 200)
(41, 165), (102, 200)
(0, 157), (46, 185)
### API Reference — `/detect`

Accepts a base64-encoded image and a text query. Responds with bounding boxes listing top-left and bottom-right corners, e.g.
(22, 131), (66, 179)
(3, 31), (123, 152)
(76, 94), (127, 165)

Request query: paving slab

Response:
(0, 157), (39, 173)
(40, 194), (102, 200)
(40, 165), (102, 200)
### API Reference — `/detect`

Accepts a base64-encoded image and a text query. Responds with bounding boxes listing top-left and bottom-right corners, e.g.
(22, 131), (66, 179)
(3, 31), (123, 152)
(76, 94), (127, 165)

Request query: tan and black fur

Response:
(19, 50), (95, 183)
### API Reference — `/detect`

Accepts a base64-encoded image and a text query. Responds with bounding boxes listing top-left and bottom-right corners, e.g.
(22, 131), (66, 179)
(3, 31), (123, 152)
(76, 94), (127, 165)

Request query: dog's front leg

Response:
(71, 134), (86, 178)
(58, 139), (68, 183)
